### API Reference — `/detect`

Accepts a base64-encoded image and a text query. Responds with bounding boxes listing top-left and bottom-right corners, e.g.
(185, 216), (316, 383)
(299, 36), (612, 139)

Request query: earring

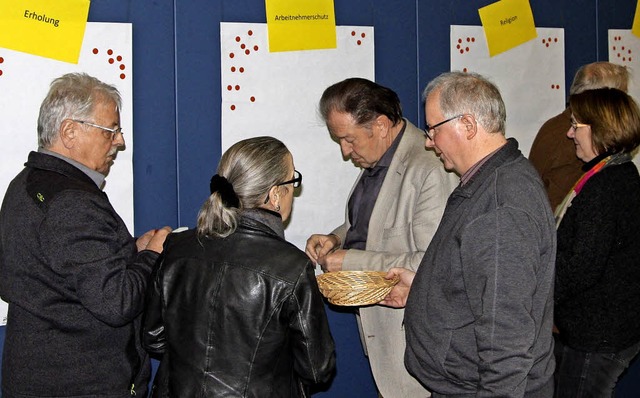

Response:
(275, 204), (281, 212)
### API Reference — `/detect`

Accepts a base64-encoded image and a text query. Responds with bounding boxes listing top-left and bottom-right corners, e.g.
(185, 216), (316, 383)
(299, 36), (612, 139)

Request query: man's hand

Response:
(378, 267), (416, 308)
(136, 226), (172, 253)
(305, 234), (340, 263)
(317, 249), (346, 273)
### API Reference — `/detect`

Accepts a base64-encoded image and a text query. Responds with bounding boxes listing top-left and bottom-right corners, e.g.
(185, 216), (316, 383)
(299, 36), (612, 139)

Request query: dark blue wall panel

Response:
(89, 0), (179, 233)
(2, 1), (640, 396)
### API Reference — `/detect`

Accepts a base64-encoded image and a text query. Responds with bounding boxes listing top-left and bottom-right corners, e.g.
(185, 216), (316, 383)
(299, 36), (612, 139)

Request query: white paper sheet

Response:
(608, 29), (640, 169)
(451, 25), (566, 157)
(220, 22), (374, 253)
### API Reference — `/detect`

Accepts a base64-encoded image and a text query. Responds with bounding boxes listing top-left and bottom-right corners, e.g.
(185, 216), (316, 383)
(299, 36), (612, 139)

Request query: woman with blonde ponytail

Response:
(143, 136), (335, 397)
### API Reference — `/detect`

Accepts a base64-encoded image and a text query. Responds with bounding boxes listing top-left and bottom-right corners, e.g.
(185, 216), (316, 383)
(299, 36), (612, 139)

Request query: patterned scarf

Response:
(554, 152), (631, 228)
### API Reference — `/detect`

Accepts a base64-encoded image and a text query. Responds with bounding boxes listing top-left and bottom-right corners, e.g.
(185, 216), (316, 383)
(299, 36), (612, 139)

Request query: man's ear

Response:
(459, 114), (477, 140)
(374, 115), (392, 138)
(59, 119), (77, 149)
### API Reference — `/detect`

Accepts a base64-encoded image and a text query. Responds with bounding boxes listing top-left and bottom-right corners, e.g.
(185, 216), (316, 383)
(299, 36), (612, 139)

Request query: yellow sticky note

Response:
(478, 0), (537, 57)
(0, 0), (90, 64)
(265, 0), (336, 52)
(632, 0), (640, 37)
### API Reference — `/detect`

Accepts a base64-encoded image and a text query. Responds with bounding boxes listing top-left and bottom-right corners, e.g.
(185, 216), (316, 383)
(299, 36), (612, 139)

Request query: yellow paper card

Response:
(632, 0), (640, 37)
(265, 0), (336, 52)
(0, 0), (90, 64)
(478, 0), (537, 57)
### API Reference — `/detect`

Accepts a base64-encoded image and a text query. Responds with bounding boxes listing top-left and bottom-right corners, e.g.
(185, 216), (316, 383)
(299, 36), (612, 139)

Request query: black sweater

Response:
(555, 159), (640, 352)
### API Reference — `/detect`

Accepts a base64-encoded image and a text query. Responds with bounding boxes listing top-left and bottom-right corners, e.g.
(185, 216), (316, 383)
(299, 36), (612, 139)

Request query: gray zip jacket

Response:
(405, 139), (556, 397)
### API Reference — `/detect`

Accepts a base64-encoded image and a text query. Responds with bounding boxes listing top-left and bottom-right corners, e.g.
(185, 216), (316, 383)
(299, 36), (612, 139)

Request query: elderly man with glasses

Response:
(305, 77), (457, 398)
(382, 71), (556, 398)
(0, 73), (171, 397)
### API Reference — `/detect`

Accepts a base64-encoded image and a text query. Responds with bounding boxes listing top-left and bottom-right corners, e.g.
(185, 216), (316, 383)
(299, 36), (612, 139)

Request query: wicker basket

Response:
(316, 271), (399, 306)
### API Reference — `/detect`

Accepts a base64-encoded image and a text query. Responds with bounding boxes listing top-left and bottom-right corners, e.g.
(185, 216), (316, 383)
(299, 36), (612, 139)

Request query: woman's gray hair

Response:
(37, 73), (122, 148)
(423, 71), (506, 135)
(197, 136), (291, 238)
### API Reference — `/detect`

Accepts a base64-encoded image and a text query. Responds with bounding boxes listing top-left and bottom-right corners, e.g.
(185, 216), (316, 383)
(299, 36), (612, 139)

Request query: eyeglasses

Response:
(276, 169), (302, 188)
(570, 119), (590, 131)
(263, 170), (302, 204)
(72, 119), (123, 141)
(423, 114), (463, 140)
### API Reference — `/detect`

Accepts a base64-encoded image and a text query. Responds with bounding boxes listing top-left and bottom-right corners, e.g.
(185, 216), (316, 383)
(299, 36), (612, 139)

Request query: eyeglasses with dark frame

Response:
(423, 114), (464, 140)
(263, 170), (302, 204)
(72, 119), (123, 141)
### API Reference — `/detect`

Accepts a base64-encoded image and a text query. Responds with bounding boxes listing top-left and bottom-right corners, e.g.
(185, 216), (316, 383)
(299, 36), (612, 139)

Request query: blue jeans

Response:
(554, 335), (640, 398)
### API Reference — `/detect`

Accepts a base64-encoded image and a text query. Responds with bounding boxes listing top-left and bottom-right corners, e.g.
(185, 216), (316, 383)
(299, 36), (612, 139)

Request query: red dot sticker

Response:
(231, 66), (236, 72)
(0, 57), (4, 63)
(116, 55), (122, 62)
(108, 58), (114, 64)
(119, 64), (125, 70)
(0, 70), (3, 76)
(231, 105), (236, 110)
(248, 30), (253, 36)
(235, 36), (241, 42)
(120, 73), (126, 80)
(229, 53), (235, 58)
(241, 44), (246, 49)
(107, 49), (113, 55)
(250, 96), (255, 102)
(361, 33), (365, 38)
(253, 45), (259, 51)
(239, 67), (245, 73)
(357, 40), (362, 45)
(235, 85), (240, 90)
(351, 31), (356, 36)
(245, 49), (250, 55)
(227, 85), (232, 91)
(92, 48), (99, 54)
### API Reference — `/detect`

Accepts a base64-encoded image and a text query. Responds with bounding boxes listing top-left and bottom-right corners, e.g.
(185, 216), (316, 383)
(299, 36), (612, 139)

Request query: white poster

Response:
(451, 25), (566, 157)
(220, 22), (374, 254)
(608, 29), (640, 168)
(0, 23), (133, 326)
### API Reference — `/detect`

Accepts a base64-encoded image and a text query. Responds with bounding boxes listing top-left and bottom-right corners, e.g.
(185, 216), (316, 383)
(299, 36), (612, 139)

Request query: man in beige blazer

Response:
(306, 78), (457, 398)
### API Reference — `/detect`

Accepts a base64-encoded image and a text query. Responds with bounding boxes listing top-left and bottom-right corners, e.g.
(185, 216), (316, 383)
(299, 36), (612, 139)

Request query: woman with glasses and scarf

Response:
(142, 136), (335, 397)
(554, 88), (640, 397)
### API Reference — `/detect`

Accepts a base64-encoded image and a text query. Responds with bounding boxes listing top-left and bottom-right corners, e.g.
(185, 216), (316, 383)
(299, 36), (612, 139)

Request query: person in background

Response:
(305, 78), (457, 397)
(0, 72), (171, 397)
(382, 71), (556, 397)
(143, 136), (335, 397)
(553, 88), (640, 397)
(529, 61), (629, 211)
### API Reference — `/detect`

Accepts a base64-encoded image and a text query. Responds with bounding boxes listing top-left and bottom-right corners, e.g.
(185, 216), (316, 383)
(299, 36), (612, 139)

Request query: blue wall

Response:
(2, 0), (639, 396)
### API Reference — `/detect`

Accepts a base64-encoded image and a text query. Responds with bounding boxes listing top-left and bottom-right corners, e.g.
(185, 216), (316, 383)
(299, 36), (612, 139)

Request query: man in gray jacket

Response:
(382, 71), (556, 397)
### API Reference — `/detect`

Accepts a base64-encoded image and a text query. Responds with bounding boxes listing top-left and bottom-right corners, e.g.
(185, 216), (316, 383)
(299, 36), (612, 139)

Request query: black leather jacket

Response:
(142, 209), (335, 397)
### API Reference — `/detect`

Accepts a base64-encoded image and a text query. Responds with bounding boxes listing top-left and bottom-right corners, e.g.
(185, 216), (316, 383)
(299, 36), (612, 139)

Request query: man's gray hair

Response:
(37, 73), (121, 148)
(569, 62), (630, 96)
(423, 71), (506, 135)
